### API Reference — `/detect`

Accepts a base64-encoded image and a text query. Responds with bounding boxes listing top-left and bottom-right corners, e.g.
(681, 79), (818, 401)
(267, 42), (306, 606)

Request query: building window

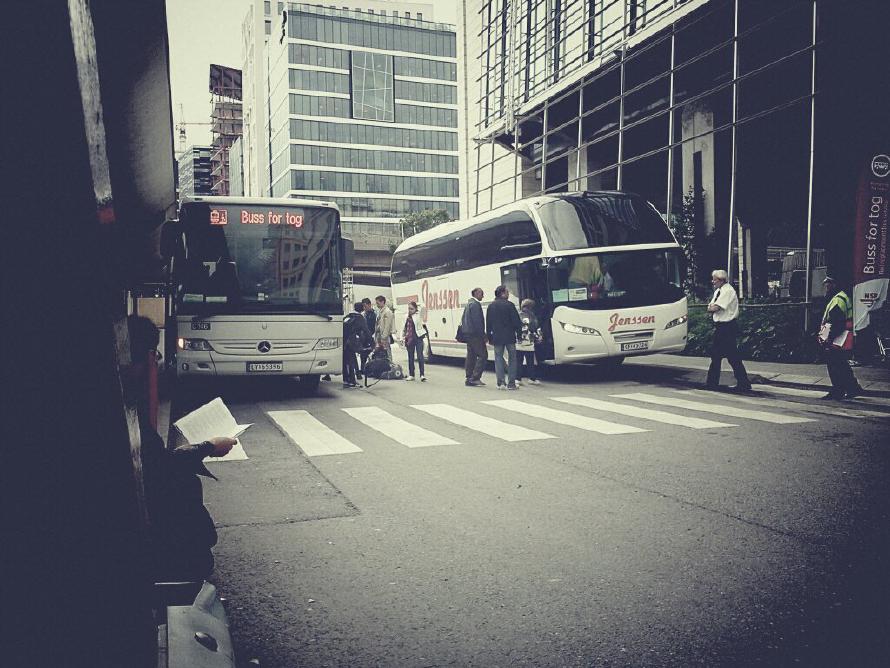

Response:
(351, 51), (395, 122)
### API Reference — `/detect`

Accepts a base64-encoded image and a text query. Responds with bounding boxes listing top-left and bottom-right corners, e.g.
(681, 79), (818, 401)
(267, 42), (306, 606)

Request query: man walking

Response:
(373, 294), (394, 362)
(705, 269), (751, 392)
(819, 276), (862, 399)
(486, 285), (522, 390)
(461, 287), (487, 386)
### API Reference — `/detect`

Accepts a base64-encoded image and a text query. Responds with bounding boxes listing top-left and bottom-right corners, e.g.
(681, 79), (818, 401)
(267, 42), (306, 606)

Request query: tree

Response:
(399, 209), (451, 240)
(669, 188), (698, 298)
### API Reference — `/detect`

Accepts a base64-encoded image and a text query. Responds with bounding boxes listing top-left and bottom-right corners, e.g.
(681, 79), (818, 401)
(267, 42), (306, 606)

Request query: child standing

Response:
(517, 299), (543, 385)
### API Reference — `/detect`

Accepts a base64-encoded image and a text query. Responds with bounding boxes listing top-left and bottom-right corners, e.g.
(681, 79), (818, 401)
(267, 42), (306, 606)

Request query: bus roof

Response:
(393, 191), (643, 254)
(178, 195), (339, 212)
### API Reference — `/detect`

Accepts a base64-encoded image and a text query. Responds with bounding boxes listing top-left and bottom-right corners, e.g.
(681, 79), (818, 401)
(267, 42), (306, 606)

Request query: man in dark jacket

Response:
(486, 285), (522, 389)
(343, 301), (372, 387)
(461, 287), (487, 386)
(819, 276), (862, 399)
(125, 315), (236, 582)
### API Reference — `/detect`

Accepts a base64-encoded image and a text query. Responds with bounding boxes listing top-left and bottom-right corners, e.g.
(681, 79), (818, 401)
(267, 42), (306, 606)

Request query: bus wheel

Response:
(299, 374), (321, 393)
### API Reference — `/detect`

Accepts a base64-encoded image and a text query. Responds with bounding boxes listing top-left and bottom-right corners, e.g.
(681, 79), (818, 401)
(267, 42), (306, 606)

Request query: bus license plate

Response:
(247, 362), (283, 372)
(620, 341), (649, 352)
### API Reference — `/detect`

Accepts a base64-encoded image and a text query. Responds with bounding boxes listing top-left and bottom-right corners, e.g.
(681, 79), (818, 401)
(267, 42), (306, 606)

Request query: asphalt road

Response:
(180, 355), (890, 668)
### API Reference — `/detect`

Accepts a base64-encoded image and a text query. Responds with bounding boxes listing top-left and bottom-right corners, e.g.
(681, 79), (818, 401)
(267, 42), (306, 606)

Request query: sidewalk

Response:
(625, 353), (890, 395)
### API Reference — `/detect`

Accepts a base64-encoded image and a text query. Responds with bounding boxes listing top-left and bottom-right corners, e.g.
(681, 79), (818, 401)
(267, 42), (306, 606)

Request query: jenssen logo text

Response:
(608, 313), (655, 332)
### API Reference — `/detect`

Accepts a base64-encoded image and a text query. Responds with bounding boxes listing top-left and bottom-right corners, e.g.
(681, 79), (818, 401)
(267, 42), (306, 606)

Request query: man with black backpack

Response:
(343, 302), (373, 388)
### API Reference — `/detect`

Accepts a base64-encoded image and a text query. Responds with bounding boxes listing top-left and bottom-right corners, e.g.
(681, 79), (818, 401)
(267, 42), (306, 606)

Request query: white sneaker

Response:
(420, 376), (427, 382)
(530, 379), (541, 385)
(497, 384), (507, 390)
(515, 380), (522, 386)
(406, 376), (414, 381)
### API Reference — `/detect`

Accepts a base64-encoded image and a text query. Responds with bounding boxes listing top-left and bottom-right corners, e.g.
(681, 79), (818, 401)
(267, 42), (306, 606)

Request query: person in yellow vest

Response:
(819, 276), (863, 399)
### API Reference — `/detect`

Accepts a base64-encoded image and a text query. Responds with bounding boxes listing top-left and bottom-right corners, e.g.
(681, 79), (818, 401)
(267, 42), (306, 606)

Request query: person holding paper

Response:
(125, 315), (236, 581)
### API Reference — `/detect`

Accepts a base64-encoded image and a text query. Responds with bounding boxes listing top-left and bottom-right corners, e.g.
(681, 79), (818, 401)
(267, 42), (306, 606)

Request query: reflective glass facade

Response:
(352, 51), (395, 121)
(290, 145), (458, 174)
(465, 0), (888, 308)
(288, 119), (458, 151)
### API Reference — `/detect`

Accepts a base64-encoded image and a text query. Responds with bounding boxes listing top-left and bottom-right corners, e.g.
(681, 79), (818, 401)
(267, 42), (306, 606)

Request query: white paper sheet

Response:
(173, 397), (251, 462)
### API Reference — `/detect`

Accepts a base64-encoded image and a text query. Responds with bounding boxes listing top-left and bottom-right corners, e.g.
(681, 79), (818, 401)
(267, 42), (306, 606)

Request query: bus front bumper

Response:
(176, 349), (342, 377)
(553, 324), (688, 364)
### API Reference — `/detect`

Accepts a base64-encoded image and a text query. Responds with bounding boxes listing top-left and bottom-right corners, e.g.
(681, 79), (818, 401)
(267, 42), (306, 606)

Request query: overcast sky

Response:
(166, 0), (460, 151)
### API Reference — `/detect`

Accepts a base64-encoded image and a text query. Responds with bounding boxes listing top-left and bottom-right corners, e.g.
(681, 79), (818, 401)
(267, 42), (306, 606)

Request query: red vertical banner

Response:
(852, 152), (890, 331)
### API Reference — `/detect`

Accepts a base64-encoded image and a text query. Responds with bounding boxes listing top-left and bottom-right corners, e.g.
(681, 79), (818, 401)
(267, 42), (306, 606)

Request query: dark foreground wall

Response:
(3, 1), (175, 666)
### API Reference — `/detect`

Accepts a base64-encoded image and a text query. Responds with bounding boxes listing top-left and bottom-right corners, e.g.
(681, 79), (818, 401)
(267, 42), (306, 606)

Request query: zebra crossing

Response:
(267, 388), (843, 458)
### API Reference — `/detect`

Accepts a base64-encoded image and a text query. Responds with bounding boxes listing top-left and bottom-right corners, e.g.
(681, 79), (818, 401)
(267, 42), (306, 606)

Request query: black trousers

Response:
(825, 347), (858, 394)
(464, 335), (487, 381)
(517, 350), (538, 380)
(343, 349), (358, 384)
(707, 320), (750, 387)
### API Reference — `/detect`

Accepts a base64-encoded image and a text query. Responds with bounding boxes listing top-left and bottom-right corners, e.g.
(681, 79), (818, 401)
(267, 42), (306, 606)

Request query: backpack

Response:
(345, 314), (372, 354)
(364, 349), (404, 380)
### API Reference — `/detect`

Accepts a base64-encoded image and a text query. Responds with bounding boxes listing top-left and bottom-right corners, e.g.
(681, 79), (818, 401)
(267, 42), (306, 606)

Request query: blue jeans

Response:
(493, 342), (517, 386)
(406, 337), (425, 377)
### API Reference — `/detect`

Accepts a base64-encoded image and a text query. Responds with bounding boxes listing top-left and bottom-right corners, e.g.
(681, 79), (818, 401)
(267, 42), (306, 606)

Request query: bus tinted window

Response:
(547, 248), (684, 309)
(538, 194), (674, 250)
(392, 208), (541, 284)
(177, 203), (341, 313)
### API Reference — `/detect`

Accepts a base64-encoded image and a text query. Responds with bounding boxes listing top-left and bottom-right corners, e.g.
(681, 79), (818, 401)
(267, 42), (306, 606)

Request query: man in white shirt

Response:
(705, 269), (751, 392)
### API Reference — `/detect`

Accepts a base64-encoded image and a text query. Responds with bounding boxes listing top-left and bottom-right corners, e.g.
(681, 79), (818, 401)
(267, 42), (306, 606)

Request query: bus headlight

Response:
(664, 315), (688, 330)
(313, 337), (341, 350)
(560, 322), (601, 336)
(178, 338), (214, 351)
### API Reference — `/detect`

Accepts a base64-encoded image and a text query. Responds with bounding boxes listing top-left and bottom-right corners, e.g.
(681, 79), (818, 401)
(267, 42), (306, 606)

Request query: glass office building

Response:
(461, 0), (888, 303)
(177, 145), (213, 198)
(256, 2), (459, 261)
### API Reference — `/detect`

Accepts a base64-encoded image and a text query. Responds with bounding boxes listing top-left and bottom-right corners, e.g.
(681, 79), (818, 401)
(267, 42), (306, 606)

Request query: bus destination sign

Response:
(209, 207), (304, 228)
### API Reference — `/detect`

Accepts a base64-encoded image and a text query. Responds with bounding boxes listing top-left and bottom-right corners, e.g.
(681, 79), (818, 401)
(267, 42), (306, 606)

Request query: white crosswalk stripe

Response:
(750, 383), (890, 408)
(268, 410), (363, 456)
(483, 399), (648, 435)
(677, 389), (890, 419)
(551, 396), (737, 429)
(411, 403), (556, 442)
(611, 393), (816, 424)
(342, 407), (459, 447)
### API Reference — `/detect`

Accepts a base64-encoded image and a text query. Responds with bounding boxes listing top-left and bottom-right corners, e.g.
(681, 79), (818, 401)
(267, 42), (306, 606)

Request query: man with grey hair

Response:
(705, 269), (751, 392)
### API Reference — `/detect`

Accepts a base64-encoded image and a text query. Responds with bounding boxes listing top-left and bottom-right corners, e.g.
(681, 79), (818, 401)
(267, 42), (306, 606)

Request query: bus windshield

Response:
(176, 202), (341, 315)
(537, 193), (674, 251)
(547, 248), (684, 309)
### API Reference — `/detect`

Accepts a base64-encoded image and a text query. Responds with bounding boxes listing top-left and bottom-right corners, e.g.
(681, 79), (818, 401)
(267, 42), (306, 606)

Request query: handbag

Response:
(455, 325), (467, 343)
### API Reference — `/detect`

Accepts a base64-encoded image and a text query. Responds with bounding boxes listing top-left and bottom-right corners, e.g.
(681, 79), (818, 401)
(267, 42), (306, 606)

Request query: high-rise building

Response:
(461, 0), (889, 303)
(242, 1), (460, 276)
(177, 145), (213, 197)
(209, 64), (244, 196)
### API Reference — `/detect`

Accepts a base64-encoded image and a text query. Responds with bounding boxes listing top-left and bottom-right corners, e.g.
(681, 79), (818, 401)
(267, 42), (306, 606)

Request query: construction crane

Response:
(175, 104), (212, 153)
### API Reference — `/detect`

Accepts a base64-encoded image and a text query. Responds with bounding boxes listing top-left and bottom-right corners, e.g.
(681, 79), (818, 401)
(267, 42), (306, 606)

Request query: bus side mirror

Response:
(341, 237), (354, 268)
(160, 220), (182, 263)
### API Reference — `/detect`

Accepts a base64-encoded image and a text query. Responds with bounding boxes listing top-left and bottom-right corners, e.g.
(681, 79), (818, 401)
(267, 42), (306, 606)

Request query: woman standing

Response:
(517, 299), (543, 385)
(401, 301), (428, 381)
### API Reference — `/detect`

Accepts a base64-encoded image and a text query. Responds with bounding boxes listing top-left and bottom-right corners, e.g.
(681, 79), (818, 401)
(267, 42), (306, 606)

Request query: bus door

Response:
(501, 259), (554, 360)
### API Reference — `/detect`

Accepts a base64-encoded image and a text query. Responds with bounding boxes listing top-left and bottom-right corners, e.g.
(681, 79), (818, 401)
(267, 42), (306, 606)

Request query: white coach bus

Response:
(390, 191), (688, 365)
